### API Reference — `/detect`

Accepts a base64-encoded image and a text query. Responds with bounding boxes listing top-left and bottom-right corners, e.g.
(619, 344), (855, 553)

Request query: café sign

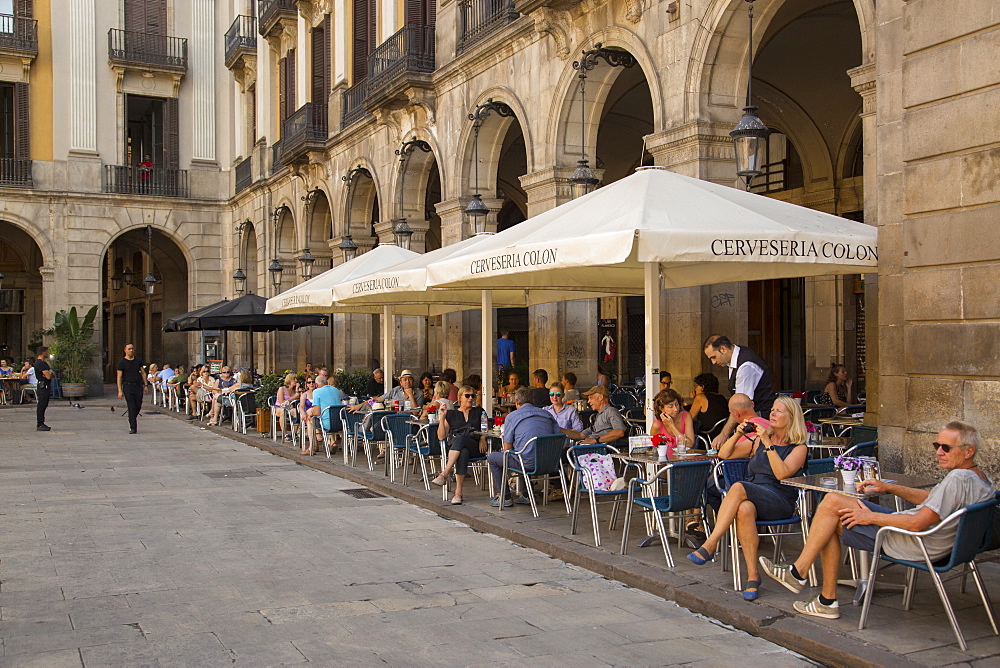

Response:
(709, 239), (877, 262)
(470, 247), (559, 275)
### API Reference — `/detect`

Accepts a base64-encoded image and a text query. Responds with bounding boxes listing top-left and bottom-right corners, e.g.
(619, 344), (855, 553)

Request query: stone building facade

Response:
(1, 1), (997, 473)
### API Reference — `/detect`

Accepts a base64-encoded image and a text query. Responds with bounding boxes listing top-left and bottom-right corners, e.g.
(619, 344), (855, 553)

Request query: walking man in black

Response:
(116, 343), (147, 434)
(704, 334), (777, 448)
(34, 346), (53, 431)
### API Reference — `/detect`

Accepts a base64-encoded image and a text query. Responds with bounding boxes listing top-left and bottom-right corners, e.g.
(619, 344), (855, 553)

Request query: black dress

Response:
(699, 393), (729, 434)
(444, 407), (486, 476)
(740, 442), (804, 521)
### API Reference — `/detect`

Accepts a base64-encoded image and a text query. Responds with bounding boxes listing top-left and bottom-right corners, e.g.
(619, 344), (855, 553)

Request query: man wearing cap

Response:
(561, 385), (627, 445)
(380, 369), (425, 410)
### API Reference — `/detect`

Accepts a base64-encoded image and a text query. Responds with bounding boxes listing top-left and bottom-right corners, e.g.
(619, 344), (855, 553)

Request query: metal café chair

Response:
(357, 410), (396, 471)
(232, 391), (256, 435)
(381, 412), (414, 480)
(859, 496), (999, 651)
(498, 434), (571, 517)
(318, 406), (345, 459)
(567, 444), (639, 547)
(342, 409), (367, 467)
(402, 422), (444, 490)
(621, 459), (714, 568)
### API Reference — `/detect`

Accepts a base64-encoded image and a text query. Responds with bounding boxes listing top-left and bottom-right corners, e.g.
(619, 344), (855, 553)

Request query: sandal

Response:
(450, 495), (463, 505)
(430, 474), (448, 487)
(743, 578), (761, 601)
(687, 546), (715, 565)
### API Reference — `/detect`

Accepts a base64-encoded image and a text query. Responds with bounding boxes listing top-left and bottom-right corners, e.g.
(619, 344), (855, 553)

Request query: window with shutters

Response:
(278, 52), (297, 126)
(0, 0), (38, 55)
(124, 0), (166, 34)
(110, 0), (186, 72)
(352, 0), (374, 84)
(105, 94), (186, 197)
(310, 17), (330, 105)
(0, 82), (31, 186)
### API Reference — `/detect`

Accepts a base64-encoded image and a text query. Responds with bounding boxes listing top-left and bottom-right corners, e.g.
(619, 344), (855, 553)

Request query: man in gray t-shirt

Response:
(758, 421), (994, 621)
(561, 385), (626, 445)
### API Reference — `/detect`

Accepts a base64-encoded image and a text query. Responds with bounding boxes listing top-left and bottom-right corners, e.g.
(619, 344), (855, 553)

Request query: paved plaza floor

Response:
(0, 403), (811, 667)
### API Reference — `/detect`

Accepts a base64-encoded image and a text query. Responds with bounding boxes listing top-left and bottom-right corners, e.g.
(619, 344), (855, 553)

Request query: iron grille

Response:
(341, 488), (386, 499)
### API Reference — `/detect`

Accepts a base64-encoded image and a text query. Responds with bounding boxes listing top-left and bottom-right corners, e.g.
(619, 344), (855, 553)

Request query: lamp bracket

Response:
(342, 166), (371, 183)
(468, 99), (515, 127)
(573, 44), (637, 76)
(301, 188), (322, 206)
(395, 139), (432, 161)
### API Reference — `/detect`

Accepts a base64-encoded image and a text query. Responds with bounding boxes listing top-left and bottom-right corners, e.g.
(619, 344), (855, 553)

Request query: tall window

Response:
(352, 0), (375, 83)
(0, 85), (13, 158)
(124, 0), (166, 34)
(278, 50), (295, 125)
(125, 94), (178, 169)
(310, 16), (330, 104)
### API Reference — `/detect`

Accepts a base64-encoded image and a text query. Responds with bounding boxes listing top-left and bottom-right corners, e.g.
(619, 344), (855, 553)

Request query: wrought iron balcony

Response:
(103, 165), (189, 198)
(341, 79), (369, 130)
(457, 0), (518, 54)
(108, 29), (188, 73)
(235, 155), (253, 193)
(258, 0), (296, 38)
(0, 14), (37, 56)
(225, 15), (257, 68)
(0, 158), (32, 187)
(279, 102), (328, 164)
(271, 139), (285, 174)
(363, 24), (435, 111)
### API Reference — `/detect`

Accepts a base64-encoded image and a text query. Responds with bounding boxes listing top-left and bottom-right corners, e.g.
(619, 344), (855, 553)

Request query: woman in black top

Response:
(688, 372), (729, 436)
(418, 372), (435, 402)
(816, 364), (853, 408)
(431, 386), (487, 505)
(687, 396), (808, 601)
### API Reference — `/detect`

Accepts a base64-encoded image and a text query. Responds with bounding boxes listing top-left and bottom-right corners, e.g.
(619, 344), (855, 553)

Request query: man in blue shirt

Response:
(496, 331), (515, 372)
(489, 387), (558, 507)
(307, 376), (344, 454)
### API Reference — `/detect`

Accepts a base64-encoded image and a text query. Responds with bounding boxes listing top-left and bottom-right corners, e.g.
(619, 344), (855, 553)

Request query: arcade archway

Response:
(0, 221), (44, 365)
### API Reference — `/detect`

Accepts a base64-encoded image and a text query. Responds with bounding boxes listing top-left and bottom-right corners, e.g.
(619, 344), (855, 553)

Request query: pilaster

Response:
(70, 0), (96, 153)
(191, 0), (217, 162)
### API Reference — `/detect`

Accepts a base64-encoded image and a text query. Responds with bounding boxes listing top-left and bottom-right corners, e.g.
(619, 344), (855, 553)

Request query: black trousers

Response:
(36, 387), (50, 427)
(123, 383), (144, 431)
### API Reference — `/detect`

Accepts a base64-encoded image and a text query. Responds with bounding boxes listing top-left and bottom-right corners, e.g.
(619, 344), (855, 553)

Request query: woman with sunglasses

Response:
(298, 375), (317, 454)
(431, 385), (488, 505)
(543, 381), (583, 431)
(274, 373), (301, 441)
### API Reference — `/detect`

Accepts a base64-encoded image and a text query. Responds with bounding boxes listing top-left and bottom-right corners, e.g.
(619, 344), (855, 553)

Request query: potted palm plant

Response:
(49, 306), (98, 399)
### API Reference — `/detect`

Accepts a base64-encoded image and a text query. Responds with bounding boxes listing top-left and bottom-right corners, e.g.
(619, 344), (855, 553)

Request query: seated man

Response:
(705, 393), (770, 511)
(307, 375), (345, 456)
(349, 368), (419, 412)
(529, 369), (549, 408)
(760, 421), (994, 619)
(157, 363), (176, 392)
(561, 386), (627, 445)
(488, 387), (559, 507)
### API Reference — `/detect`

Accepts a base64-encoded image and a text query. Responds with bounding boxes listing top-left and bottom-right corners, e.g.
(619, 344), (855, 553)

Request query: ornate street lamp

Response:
(269, 204), (291, 293)
(297, 248), (316, 280)
(143, 225), (158, 296)
(466, 99), (515, 234)
(110, 272), (123, 293)
(730, 0), (769, 189)
(391, 219), (413, 250)
(123, 266), (134, 287)
(339, 235), (358, 263)
(234, 219), (252, 296)
(571, 44), (636, 198)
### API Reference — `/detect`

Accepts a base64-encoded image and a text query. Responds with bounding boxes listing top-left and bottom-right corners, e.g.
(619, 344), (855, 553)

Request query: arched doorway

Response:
(103, 227), (188, 380)
(0, 221), (44, 365)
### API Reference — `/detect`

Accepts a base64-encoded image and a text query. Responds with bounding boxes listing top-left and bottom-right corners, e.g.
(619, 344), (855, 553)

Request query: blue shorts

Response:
(840, 500), (894, 551)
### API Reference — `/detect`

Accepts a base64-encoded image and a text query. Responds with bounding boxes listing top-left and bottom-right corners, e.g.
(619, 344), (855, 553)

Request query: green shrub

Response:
(255, 372), (285, 409)
(335, 368), (372, 398)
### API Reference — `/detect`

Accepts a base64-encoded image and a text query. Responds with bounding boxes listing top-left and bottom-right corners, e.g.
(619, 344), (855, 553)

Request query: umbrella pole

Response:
(249, 328), (254, 375)
(644, 262), (661, 434)
(382, 305), (393, 395)
(481, 290), (493, 418)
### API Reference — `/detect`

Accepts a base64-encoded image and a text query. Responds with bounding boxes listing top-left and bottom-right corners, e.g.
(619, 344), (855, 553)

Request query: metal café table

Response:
(781, 471), (936, 604)
(818, 416), (864, 437)
(0, 377), (23, 405)
(611, 449), (717, 547)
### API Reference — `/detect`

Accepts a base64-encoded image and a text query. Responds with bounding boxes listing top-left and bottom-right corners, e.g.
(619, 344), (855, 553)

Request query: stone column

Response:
(70, 0), (96, 154)
(190, 0), (216, 163)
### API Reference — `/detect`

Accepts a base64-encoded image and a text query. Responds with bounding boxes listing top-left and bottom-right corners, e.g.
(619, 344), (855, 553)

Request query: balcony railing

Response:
(271, 139), (285, 174)
(108, 29), (188, 71)
(341, 79), (368, 129)
(280, 102), (328, 163)
(457, 0), (518, 54)
(225, 15), (257, 66)
(366, 24), (435, 94)
(258, 0), (296, 36)
(103, 165), (189, 198)
(235, 155), (253, 193)
(0, 158), (32, 187)
(0, 14), (37, 54)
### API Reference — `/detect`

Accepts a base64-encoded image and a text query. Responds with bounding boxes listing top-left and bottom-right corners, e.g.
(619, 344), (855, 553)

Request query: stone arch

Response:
(549, 27), (663, 169)
(835, 113), (865, 181)
(0, 212), (54, 267)
(456, 88), (534, 201)
(340, 157), (382, 243)
(689, 0), (874, 125)
(753, 80), (834, 188)
(0, 219), (47, 362)
(393, 132), (443, 253)
(271, 197), (297, 258)
(305, 186), (332, 248)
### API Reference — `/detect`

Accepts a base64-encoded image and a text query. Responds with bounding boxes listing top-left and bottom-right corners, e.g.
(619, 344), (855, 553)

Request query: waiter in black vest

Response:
(703, 335), (777, 448)
(116, 343), (148, 434)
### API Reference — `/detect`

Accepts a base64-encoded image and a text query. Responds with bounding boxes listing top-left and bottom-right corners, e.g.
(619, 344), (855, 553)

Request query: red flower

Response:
(427, 405), (437, 412)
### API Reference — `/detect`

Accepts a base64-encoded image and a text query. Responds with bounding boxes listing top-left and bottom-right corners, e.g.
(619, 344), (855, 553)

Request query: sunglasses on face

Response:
(933, 442), (962, 453)
(549, 392), (563, 397)
(463, 393), (476, 399)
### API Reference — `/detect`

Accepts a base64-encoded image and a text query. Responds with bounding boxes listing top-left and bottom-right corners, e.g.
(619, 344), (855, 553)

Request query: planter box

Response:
(61, 382), (88, 398)
(256, 407), (271, 435)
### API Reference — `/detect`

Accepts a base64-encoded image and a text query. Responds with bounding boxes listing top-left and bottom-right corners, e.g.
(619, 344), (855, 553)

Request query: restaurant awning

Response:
(163, 294), (328, 332)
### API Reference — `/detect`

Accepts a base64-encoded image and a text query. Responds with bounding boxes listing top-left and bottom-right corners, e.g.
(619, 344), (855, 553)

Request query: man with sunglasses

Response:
(760, 421), (994, 620)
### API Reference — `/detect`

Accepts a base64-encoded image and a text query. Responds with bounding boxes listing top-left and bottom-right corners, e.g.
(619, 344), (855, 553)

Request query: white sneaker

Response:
(759, 556), (806, 594)
(793, 595), (840, 619)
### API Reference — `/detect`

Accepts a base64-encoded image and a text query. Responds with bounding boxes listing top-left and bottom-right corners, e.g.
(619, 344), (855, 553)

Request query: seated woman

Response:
(191, 368), (218, 421)
(465, 374), (484, 407)
(650, 389), (695, 450)
(816, 364), (853, 409)
(544, 381), (583, 432)
(206, 368), (238, 426)
(500, 372), (524, 400)
(298, 376), (317, 454)
(431, 386), (488, 505)
(184, 364), (203, 419)
(418, 372), (435, 403)
(146, 363), (159, 388)
(687, 396), (808, 601)
(688, 372), (729, 436)
(274, 373), (301, 441)
(420, 380), (455, 419)
(0, 358), (14, 376)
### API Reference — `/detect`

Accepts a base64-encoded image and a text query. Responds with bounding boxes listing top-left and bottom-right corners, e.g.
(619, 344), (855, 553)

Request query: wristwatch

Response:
(764, 444), (775, 452)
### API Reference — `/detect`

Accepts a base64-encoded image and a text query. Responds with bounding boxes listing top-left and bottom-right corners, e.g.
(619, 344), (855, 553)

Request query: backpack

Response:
(577, 453), (619, 492)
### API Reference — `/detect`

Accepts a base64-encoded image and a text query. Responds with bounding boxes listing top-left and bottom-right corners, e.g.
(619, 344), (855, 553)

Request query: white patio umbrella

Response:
(329, 234), (632, 415)
(265, 243), (420, 394)
(426, 167), (879, 429)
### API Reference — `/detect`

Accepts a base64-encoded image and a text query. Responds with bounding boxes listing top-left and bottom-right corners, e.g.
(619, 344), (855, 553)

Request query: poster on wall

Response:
(598, 318), (617, 369)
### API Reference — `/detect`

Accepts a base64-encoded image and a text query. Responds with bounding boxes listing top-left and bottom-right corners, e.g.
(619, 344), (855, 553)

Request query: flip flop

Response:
(743, 578), (762, 601)
(687, 546), (715, 565)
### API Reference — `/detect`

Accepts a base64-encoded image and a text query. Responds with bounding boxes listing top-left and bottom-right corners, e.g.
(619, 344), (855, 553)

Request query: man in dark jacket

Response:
(704, 335), (776, 448)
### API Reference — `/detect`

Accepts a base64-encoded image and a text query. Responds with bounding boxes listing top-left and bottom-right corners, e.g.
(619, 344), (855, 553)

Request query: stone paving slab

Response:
(1, 404), (811, 666)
